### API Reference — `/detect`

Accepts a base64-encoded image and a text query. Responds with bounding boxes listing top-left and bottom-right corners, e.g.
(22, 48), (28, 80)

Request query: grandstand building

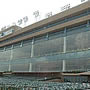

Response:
(0, 1), (90, 73)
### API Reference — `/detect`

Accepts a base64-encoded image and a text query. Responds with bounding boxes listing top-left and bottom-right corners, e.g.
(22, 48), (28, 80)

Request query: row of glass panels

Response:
(0, 23), (89, 51)
(0, 24), (90, 72)
(0, 58), (90, 72)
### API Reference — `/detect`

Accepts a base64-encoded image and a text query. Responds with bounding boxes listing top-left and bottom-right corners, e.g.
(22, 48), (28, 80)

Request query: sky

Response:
(0, 0), (88, 30)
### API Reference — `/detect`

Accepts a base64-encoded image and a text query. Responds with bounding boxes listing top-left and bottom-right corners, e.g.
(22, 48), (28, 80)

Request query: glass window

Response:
(66, 59), (90, 71)
(32, 61), (62, 72)
(66, 30), (90, 51)
(0, 50), (11, 71)
(5, 45), (12, 50)
(34, 37), (64, 57)
(0, 47), (4, 51)
(13, 42), (21, 49)
(11, 63), (29, 72)
(34, 34), (47, 43)
(0, 64), (9, 72)
(13, 45), (31, 60)
(23, 39), (32, 46)
(0, 50), (11, 61)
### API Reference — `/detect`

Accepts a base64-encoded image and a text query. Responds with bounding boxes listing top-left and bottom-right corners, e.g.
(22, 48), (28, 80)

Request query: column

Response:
(62, 28), (66, 72)
(46, 33), (49, 40)
(8, 45), (13, 71)
(20, 41), (23, 47)
(31, 38), (34, 58)
(29, 38), (34, 72)
(87, 20), (90, 27)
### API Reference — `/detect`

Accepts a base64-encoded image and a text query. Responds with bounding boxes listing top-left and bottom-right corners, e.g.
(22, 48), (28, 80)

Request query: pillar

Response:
(8, 45), (13, 71)
(29, 38), (34, 72)
(62, 28), (66, 72)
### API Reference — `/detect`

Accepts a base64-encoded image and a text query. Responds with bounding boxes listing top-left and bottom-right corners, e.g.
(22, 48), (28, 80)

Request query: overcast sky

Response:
(0, 0), (87, 30)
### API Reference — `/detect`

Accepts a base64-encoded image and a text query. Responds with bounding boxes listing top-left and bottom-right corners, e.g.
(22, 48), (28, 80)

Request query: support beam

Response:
(87, 20), (90, 27)
(31, 39), (34, 58)
(29, 38), (34, 72)
(46, 33), (49, 40)
(20, 41), (23, 47)
(62, 28), (66, 72)
(8, 45), (13, 72)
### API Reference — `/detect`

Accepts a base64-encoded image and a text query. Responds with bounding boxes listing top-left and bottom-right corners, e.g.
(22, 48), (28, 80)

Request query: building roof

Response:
(0, 1), (90, 47)
(0, 25), (21, 33)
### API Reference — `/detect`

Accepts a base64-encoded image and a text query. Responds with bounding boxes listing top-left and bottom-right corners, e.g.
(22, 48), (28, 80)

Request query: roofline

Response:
(0, 15), (89, 47)
(0, 2), (90, 47)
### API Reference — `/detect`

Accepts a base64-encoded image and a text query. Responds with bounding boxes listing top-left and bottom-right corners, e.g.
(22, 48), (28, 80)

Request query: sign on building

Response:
(61, 4), (70, 12)
(3, 29), (14, 36)
(81, 0), (86, 2)
(0, 29), (14, 38)
(45, 12), (52, 18)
